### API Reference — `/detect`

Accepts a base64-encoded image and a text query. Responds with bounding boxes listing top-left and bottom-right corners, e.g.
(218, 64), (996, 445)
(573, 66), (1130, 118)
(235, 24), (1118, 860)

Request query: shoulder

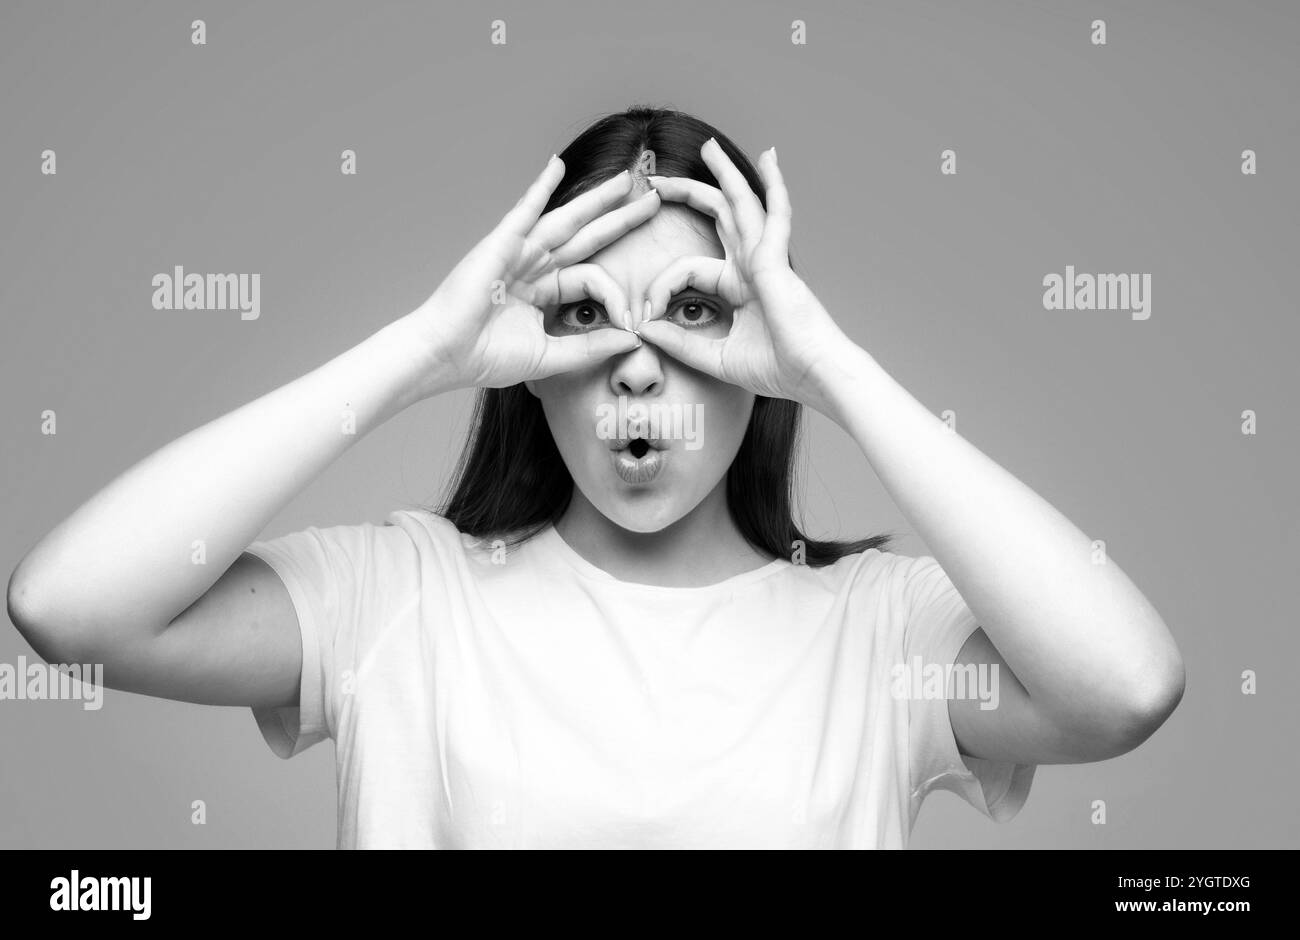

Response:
(380, 509), (520, 569)
(382, 508), (464, 544)
(792, 547), (960, 640)
(830, 547), (953, 598)
(797, 545), (915, 596)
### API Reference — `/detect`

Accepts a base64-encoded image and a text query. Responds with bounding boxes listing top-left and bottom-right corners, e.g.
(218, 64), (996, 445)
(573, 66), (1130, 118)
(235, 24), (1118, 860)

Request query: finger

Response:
(643, 256), (744, 324)
(754, 148), (791, 263)
(700, 137), (766, 248)
(530, 169), (633, 250)
(528, 262), (634, 331)
(498, 154), (567, 238)
(644, 176), (741, 252)
(534, 328), (641, 379)
(635, 320), (727, 378)
(548, 190), (661, 268)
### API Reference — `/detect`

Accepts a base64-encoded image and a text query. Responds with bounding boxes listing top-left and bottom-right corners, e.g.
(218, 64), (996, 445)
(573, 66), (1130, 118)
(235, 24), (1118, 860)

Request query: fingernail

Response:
(646, 174), (666, 184)
(770, 147), (778, 165)
(631, 329), (642, 348)
(643, 299), (652, 323)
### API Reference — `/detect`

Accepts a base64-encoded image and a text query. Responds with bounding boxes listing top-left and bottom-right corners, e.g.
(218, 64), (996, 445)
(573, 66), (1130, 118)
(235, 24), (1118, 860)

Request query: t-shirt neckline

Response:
(534, 522), (791, 594)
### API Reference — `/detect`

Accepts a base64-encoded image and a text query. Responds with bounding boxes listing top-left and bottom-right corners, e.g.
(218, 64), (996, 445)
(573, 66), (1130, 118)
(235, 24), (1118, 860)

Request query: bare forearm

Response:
(9, 315), (432, 647)
(820, 343), (1183, 724)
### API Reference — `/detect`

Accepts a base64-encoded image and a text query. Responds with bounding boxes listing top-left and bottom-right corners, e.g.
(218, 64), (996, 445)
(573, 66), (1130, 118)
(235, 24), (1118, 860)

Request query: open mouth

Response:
(609, 434), (666, 484)
(606, 434), (667, 454)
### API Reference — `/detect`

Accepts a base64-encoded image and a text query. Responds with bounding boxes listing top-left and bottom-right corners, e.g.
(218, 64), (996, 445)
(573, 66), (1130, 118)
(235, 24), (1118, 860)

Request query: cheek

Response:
(534, 374), (599, 454)
(692, 381), (755, 461)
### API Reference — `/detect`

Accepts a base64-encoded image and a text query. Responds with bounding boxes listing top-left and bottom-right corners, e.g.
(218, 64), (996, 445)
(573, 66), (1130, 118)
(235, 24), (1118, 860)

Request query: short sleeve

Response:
(898, 554), (1036, 824)
(244, 519), (413, 759)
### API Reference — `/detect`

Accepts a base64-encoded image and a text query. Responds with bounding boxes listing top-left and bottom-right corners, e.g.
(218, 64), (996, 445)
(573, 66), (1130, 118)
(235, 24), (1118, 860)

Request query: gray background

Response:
(1, 0), (1296, 848)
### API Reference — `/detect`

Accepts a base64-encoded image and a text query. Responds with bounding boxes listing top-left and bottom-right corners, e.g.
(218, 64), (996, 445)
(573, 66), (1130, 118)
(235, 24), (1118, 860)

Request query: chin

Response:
(591, 487), (691, 534)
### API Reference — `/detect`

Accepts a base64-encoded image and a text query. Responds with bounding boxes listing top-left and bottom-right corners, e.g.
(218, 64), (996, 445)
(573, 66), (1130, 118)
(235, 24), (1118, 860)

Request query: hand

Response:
(407, 156), (659, 396)
(635, 139), (858, 413)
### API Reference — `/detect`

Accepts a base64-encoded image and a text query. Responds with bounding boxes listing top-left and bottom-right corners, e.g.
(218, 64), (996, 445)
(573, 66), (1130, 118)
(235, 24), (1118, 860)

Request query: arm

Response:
(7, 318), (429, 705)
(7, 154), (653, 709)
(818, 344), (1184, 763)
(638, 140), (1185, 765)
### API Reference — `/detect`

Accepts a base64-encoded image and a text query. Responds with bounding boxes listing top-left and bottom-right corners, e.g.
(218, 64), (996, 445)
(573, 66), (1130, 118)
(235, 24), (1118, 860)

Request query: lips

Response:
(600, 403), (669, 482)
(611, 445), (665, 484)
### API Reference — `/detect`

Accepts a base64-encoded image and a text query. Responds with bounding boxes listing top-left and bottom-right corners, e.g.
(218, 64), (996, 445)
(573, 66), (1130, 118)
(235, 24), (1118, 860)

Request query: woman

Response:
(7, 107), (1185, 849)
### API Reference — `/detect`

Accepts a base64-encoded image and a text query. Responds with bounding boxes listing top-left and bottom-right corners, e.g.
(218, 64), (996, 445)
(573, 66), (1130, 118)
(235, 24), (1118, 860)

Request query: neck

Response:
(555, 483), (775, 587)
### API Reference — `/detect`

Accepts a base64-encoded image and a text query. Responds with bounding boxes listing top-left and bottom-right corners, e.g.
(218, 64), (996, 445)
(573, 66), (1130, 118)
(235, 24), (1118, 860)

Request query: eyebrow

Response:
(568, 261), (725, 299)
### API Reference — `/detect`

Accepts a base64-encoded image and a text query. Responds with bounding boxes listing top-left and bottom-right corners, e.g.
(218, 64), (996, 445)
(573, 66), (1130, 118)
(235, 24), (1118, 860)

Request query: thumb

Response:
(636, 320), (724, 378)
(535, 328), (641, 378)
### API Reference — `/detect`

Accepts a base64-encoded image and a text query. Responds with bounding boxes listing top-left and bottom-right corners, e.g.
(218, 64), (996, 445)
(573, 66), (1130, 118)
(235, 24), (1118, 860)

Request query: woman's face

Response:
(526, 194), (755, 533)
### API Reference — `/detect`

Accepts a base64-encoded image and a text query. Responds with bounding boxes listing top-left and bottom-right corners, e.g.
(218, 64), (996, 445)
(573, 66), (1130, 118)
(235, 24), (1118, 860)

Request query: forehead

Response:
(583, 200), (723, 293)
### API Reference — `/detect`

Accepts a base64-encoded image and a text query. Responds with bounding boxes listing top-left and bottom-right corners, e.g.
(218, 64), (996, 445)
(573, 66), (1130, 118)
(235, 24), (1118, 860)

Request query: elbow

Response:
(1054, 643), (1186, 762)
(7, 560), (40, 638)
(1102, 646), (1187, 758)
(7, 560), (76, 665)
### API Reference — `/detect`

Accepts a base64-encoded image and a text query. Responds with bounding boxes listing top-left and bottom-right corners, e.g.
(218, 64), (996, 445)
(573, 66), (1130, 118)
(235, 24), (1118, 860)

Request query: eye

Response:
(667, 295), (720, 329)
(555, 300), (611, 332)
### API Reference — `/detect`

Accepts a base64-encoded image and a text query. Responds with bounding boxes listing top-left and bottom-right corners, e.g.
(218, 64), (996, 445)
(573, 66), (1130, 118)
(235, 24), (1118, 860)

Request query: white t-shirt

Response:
(247, 509), (1035, 848)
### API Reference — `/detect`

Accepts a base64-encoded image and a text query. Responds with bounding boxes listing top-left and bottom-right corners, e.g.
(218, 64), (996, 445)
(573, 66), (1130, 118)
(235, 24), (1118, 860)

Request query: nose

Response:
(609, 335), (664, 398)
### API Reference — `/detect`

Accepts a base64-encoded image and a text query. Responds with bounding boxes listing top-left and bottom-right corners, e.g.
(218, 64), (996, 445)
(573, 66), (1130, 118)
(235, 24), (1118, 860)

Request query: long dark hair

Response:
(437, 106), (892, 565)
